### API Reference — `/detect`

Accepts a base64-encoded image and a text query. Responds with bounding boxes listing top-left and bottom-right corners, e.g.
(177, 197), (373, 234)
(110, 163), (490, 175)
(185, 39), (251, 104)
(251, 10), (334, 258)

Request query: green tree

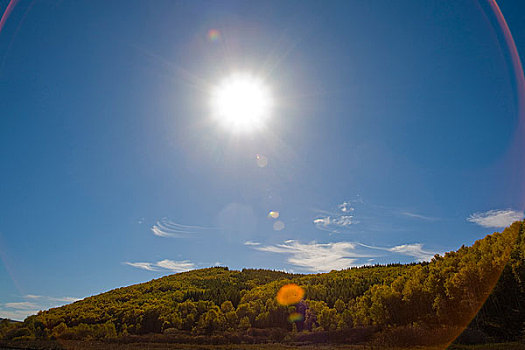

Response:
(221, 300), (234, 313)
(334, 299), (345, 313)
(238, 316), (251, 330)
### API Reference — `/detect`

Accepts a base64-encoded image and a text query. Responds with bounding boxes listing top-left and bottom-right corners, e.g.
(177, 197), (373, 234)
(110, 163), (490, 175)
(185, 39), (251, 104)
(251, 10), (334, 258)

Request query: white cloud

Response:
(255, 240), (368, 272)
(244, 241), (261, 246)
(467, 209), (524, 228)
(124, 259), (195, 273)
(313, 200), (362, 233)
(156, 259), (194, 272)
(49, 296), (80, 303)
(388, 243), (435, 262)
(124, 262), (158, 271)
(401, 212), (438, 221)
(333, 215), (354, 226)
(313, 216), (331, 226)
(1, 295), (80, 321)
(25, 295), (80, 303)
(338, 201), (354, 213)
(4, 302), (39, 310)
(23, 294), (42, 299)
(23, 295), (80, 303)
(358, 241), (438, 262)
(314, 215), (358, 232)
(250, 239), (439, 271)
(0, 309), (40, 321)
(151, 218), (214, 238)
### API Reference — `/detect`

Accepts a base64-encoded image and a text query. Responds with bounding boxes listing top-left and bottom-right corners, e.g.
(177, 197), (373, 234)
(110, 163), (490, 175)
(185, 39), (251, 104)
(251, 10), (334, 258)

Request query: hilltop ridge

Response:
(1, 221), (524, 347)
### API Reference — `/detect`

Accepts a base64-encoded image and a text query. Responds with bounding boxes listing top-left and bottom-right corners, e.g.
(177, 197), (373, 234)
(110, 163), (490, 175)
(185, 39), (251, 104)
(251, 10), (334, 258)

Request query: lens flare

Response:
(276, 284), (304, 306)
(288, 312), (304, 323)
(256, 154), (268, 167)
(0, 0), (19, 34)
(268, 210), (279, 219)
(273, 220), (285, 231)
(207, 29), (221, 42)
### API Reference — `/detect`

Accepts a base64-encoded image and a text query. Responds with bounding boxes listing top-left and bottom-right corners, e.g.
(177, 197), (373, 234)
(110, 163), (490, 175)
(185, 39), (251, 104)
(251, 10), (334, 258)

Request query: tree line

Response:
(1, 221), (524, 346)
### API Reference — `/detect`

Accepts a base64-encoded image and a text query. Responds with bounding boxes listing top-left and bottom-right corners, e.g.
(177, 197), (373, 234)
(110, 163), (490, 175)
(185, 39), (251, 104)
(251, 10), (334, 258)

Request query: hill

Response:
(1, 221), (524, 347)
(0, 319), (21, 324)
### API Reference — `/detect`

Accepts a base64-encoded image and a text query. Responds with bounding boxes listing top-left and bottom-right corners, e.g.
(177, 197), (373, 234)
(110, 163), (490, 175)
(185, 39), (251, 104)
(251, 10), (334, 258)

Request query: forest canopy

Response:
(1, 221), (524, 347)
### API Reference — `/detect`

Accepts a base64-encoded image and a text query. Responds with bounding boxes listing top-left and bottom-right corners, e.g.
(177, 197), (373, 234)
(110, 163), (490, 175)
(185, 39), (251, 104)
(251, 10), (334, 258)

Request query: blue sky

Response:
(1, 0), (525, 320)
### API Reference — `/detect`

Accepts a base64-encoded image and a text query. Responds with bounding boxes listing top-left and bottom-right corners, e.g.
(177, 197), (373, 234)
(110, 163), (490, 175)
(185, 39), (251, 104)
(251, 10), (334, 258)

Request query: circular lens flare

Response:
(207, 29), (221, 42)
(276, 284), (305, 306)
(211, 73), (272, 133)
(273, 220), (285, 231)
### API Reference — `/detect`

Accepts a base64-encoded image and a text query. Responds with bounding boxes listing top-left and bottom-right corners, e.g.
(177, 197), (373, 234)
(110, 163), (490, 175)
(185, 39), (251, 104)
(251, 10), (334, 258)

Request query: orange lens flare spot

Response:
(276, 283), (304, 306)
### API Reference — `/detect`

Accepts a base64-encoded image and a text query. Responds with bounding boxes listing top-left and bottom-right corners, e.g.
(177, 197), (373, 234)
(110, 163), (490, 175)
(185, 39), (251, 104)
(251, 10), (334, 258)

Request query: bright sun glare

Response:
(211, 73), (272, 133)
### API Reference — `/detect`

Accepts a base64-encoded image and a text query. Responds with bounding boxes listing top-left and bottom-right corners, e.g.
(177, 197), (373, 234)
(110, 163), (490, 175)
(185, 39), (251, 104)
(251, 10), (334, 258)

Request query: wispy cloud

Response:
(388, 243), (436, 261)
(250, 239), (439, 272)
(1, 295), (80, 321)
(124, 259), (195, 273)
(21, 295), (80, 303)
(50, 296), (80, 303)
(23, 294), (42, 300)
(338, 201), (354, 213)
(124, 262), (158, 271)
(467, 209), (524, 228)
(358, 241), (439, 262)
(313, 217), (331, 227)
(4, 302), (39, 310)
(314, 215), (356, 230)
(313, 201), (359, 232)
(156, 259), (194, 271)
(151, 218), (215, 238)
(0, 309), (40, 321)
(255, 240), (369, 272)
(244, 241), (261, 246)
(333, 215), (354, 226)
(401, 212), (438, 221)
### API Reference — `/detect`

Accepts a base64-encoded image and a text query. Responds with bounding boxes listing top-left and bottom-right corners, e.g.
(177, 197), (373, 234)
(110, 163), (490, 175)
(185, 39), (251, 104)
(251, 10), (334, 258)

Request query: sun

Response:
(211, 73), (272, 133)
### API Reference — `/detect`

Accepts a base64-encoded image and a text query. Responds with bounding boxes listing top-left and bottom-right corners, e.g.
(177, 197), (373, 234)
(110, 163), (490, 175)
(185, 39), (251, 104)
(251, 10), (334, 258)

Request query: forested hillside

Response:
(1, 221), (524, 347)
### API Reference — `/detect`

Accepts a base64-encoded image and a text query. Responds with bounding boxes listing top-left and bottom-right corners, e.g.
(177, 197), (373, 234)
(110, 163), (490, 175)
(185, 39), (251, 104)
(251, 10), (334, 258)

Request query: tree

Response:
(239, 316), (251, 330)
(334, 299), (345, 313)
(221, 300), (235, 313)
(197, 308), (224, 334)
